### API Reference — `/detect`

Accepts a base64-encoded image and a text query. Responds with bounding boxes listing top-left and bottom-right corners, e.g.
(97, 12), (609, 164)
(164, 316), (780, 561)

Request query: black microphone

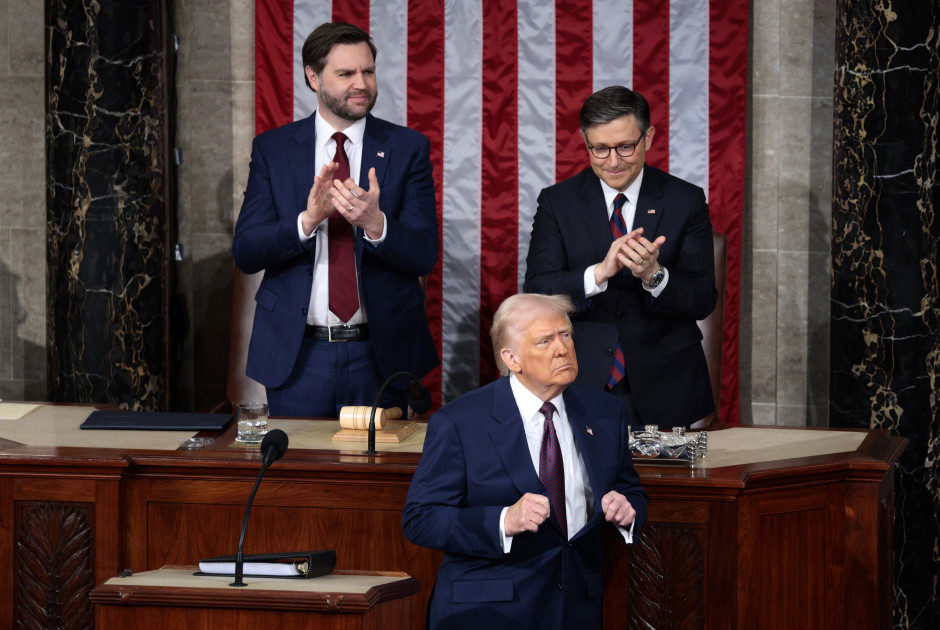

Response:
(231, 429), (289, 586)
(366, 372), (431, 455)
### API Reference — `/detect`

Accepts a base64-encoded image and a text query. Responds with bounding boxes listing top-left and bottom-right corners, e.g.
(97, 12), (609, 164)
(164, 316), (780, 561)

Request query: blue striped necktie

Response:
(606, 193), (627, 389)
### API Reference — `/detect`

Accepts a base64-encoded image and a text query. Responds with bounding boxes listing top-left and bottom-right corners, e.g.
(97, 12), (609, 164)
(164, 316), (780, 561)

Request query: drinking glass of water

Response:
(235, 402), (269, 444)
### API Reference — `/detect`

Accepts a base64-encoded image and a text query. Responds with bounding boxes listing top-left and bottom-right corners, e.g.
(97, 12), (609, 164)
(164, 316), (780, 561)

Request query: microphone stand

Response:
(231, 430), (288, 586)
(366, 371), (427, 455)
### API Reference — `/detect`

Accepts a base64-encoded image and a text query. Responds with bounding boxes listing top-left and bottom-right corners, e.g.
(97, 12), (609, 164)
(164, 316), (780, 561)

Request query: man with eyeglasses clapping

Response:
(524, 86), (716, 430)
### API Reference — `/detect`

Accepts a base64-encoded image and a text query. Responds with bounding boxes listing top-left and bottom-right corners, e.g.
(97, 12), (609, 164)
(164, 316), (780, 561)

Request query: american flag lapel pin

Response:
(377, 151), (385, 158)
(647, 208), (656, 214)
(586, 426), (594, 436)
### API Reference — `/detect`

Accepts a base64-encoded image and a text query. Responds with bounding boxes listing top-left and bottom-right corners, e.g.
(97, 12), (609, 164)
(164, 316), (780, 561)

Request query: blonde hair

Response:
(490, 294), (575, 375)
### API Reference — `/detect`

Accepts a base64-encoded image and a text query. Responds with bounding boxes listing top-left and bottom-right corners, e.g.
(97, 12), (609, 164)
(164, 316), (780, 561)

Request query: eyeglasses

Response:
(587, 130), (647, 159)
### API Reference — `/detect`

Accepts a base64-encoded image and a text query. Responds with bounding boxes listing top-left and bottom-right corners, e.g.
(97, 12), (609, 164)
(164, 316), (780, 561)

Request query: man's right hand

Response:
(504, 493), (550, 536)
(594, 227), (644, 286)
(301, 161), (340, 236)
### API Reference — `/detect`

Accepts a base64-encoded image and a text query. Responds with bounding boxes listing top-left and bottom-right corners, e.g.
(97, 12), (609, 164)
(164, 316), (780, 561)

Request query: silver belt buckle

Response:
(327, 325), (347, 342)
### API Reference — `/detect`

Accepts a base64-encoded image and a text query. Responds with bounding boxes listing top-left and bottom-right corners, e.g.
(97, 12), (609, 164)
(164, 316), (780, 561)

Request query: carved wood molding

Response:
(628, 522), (705, 630)
(15, 502), (94, 630)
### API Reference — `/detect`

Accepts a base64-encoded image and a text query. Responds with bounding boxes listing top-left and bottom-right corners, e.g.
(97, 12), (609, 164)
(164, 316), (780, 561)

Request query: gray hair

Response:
(491, 294), (575, 375)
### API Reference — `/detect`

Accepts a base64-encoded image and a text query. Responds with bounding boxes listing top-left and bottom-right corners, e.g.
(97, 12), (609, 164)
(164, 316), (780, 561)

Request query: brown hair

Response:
(301, 22), (377, 89)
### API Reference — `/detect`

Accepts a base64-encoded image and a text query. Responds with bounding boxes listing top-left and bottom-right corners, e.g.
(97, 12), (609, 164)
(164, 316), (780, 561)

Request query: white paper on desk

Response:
(0, 403), (40, 420)
(197, 561), (302, 577)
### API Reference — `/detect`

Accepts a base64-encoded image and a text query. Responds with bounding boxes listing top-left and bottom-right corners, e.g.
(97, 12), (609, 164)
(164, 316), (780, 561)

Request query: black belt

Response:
(305, 324), (370, 342)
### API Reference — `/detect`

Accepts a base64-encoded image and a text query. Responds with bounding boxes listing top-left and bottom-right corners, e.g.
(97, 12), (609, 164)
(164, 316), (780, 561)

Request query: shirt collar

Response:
(314, 109), (366, 149)
(508, 374), (566, 421)
(599, 166), (645, 210)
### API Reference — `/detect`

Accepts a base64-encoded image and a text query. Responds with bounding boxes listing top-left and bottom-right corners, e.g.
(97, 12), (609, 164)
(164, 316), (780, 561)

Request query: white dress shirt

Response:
(499, 375), (634, 551)
(583, 167), (669, 299)
(296, 110), (387, 326)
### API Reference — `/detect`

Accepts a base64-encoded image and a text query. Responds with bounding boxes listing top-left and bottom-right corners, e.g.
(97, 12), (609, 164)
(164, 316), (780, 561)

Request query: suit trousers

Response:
(264, 337), (406, 418)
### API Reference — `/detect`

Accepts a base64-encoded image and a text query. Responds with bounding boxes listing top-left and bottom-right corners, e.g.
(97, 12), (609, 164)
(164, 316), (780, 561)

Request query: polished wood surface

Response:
(91, 567), (418, 630)
(0, 410), (907, 630)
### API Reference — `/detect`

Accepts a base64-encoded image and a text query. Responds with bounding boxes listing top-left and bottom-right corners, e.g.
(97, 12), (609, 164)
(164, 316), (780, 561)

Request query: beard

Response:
(318, 84), (378, 123)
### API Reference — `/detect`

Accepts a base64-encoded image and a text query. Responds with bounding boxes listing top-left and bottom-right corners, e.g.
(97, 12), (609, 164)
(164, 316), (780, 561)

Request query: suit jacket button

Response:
(307, 267), (313, 276)
(301, 308), (308, 316)
(606, 348), (614, 357)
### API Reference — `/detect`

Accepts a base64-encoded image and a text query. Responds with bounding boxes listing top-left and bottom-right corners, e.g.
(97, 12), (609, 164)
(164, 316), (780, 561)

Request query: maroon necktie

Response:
(606, 193), (627, 388)
(538, 401), (567, 537)
(328, 132), (359, 322)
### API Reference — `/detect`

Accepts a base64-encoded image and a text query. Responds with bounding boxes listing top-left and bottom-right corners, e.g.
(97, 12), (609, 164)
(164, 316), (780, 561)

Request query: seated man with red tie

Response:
(232, 22), (438, 417)
(403, 293), (648, 630)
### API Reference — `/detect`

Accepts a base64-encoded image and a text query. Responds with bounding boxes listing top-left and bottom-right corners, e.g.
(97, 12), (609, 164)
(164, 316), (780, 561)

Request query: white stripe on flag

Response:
(517, 0), (557, 289)
(593, 0), (634, 91)
(441, 0), (483, 400)
(293, 1), (332, 121)
(669, 0), (710, 194)
(370, 0), (408, 126)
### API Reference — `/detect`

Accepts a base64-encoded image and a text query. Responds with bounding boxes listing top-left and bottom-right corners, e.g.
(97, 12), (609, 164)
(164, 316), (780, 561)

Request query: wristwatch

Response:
(644, 265), (666, 290)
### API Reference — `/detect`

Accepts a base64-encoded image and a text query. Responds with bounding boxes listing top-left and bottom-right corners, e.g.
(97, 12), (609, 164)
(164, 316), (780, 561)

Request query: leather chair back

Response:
(693, 231), (728, 428)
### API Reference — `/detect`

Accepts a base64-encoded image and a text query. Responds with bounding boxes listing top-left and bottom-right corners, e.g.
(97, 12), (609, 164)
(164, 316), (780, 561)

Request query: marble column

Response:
(831, 1), (939, 628)
(46, 0), (173, 410)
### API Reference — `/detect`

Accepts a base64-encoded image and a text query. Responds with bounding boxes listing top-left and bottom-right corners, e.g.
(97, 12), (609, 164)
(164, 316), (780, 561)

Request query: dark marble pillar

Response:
(45, 0), (172, 411)
(832, 1), (939, 628)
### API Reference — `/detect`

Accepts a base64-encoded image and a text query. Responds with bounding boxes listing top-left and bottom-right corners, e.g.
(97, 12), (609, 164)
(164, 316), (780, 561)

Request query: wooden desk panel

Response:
(0, 410), (907, 630)
(91, 568), (419, 630)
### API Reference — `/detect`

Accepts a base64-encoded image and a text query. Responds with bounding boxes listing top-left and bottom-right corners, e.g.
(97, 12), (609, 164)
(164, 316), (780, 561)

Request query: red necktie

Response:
(606, 193), (627, 388)
(538, 401), (567, 537)
(328, 132), (359, 322)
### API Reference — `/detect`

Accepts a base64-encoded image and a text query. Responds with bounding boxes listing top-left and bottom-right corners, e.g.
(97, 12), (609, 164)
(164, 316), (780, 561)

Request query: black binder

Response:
(195, 550), (337, 579)
(80, 411), (233, 431)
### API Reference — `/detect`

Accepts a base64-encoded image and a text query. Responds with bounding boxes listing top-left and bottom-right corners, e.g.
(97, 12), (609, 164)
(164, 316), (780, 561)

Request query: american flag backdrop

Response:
(255, 0), (747, 423)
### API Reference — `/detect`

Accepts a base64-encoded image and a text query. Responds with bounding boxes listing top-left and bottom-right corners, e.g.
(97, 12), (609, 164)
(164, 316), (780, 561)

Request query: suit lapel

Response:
(360, 115), (390, 192)
(290, 115), (318, 227)
(632, 166), (665, 236)
(579, 171), (614, 262)
(562, 388), (606, 535)
(356, 115), (390, 259)
(490, 379), (543, 498)
(289, 115), (319, 263)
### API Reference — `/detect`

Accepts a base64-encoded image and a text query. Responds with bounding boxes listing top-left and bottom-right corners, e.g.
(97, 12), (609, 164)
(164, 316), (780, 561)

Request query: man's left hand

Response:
(330, 167), (385, 240)
(601, 490), (636, 527)
(617, 228), (666, 284)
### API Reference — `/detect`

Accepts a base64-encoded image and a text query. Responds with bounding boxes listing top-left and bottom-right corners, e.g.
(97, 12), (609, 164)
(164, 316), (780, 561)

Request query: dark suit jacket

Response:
(232, 113), (439, 388)
(402, 377), (649, 630)
(524, 166), (716, 427)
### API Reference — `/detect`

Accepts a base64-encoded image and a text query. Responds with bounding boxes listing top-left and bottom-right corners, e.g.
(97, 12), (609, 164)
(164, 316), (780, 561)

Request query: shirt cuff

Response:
(498, 506), (513, 553)
(298, 213), (318, 242)
(616, 520), (635, 544)
(363, 212), (388, 245)
(584, 265), (607, 298)
(643, 267), (669, 298)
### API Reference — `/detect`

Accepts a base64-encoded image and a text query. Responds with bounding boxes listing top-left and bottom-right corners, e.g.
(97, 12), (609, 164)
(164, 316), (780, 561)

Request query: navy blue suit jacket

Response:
(524, 166), (716, 427)
(232, 113), (439, 388)
(403, 378), (648, 630)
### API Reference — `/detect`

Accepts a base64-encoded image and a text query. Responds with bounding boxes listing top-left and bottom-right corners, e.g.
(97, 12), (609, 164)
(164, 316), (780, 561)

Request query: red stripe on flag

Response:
(709, 0), (748, 423)
(407, 0), (446, 409)
(478, 0), (520, 384)
(332, 0), (369, 31)
(555, 0), (594, 181)
(255, 0), (294, 135)
(631, 0), (670, 170)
